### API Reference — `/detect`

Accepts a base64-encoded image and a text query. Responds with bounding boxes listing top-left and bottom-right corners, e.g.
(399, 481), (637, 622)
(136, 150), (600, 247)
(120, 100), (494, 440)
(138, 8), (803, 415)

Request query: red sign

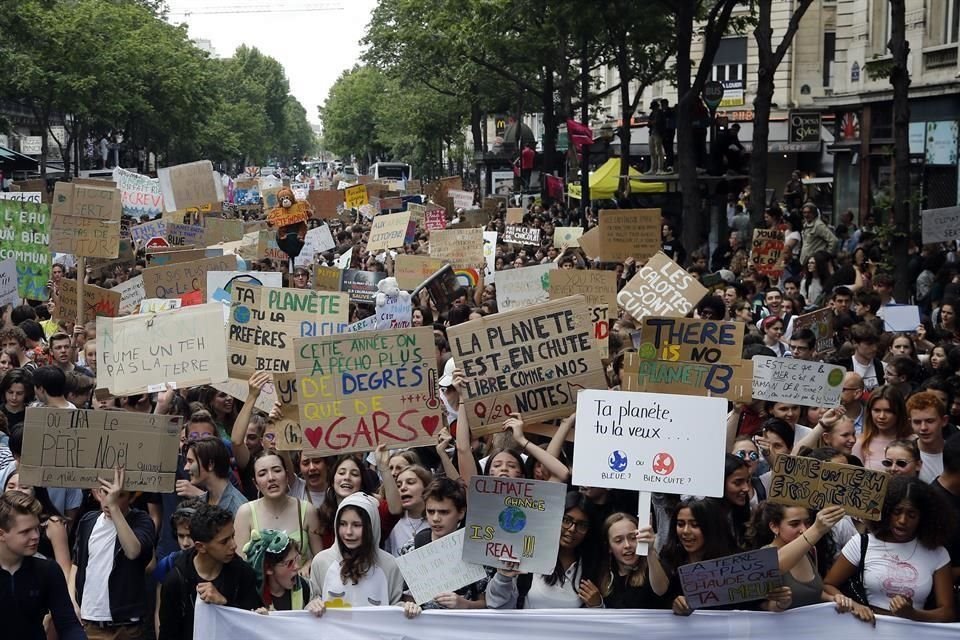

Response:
(145, 236), (169, 248)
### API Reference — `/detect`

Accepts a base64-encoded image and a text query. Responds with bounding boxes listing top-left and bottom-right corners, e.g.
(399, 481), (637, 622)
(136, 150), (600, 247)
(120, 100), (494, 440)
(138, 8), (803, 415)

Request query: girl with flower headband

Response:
(244, 529), (312, 612)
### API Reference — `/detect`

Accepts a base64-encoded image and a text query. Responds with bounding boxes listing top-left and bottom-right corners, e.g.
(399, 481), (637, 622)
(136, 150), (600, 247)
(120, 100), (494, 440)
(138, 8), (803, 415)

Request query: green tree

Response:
(320, 66), (388, 170)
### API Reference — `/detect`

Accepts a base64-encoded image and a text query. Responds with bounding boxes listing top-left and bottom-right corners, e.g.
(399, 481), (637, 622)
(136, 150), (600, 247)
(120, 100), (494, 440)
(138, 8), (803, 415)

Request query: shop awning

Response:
(568, 158), (667, 200)
(0, 145), (40, 171)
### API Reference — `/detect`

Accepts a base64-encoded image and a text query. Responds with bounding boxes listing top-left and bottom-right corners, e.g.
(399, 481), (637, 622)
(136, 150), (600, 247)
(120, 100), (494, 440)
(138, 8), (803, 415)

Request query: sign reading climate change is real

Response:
(573, 389), (727, 496)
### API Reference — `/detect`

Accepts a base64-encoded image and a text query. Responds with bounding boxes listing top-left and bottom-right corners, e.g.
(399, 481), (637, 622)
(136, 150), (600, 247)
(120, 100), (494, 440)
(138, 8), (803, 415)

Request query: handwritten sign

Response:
(793, 308), (835, 355)
(768, 454), (889, 520)
(368, 211), (412, 252)
(165, 222), (205, 246)
(548, 269), (617, 312)
(505, 208), (525, 225)
(447, 296), (607, 434)
(227, 283), (349, 378)
(344, 184), (369, 209)
(921, 206), (960, 244)
(396, 530), (487, 605)
(424, 208), (447, 231)
(130, 219), (166, 245)
(0, 192), (42, 204)
(679, 548), (781, 609)
(0, 257), (19, 306)
(572, 389), (727, 496)
(395, 255), (444, 291)
(622, 352), (753, 403)
(637, 317), (744, 365)
(54, 279), (120, 324)
(750, 228), (786, 277)
(312, 266), (343, 292)
(19, 408), (181, 492)
(751, 356), (845, 407)
(429, 228), (484, 268)
(293, 327), (443, 456)
(139, 298), (181, 314)
(617, 252), (707, 321)
(1, 200), (51, 300)
(462, 477), (565, 574)
(113, 167), (163, 219)
(294, 225), (336, 268)
(554, 226), (583, 249)
(141, 254), (237, 299)
(111, 276), (146, 316)
(598, 209), (661, 262)
(495, 263), (555, 312)
(97, 303), (228, 395)
(374, 294), (412, 329)
(449, 189), (474, 209)
(212, 377), (279, 415)
(51, 182), (122, 258)
(158, 160), (221, 212)
(502, 226), (540, 246)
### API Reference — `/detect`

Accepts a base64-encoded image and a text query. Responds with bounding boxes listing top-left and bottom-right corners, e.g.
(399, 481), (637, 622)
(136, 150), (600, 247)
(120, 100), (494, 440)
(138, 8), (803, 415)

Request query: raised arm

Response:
(376, 444), (404, 516)
(231, 371), (272, 470)
(435, 427), (460, 481)
(793, 406), (845, 454)
(452, 368), (478, 486)
(776, 505), (844, 573)
(504, 415), (570, 483)
(546, 412), (575, 460)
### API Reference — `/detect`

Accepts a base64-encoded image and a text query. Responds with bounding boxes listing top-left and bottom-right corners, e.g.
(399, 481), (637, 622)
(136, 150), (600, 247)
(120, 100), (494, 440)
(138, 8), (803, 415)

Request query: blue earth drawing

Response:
(608, 450), (629, 472)
(498, 506), (527, 533)
(233, 305), (251, 324)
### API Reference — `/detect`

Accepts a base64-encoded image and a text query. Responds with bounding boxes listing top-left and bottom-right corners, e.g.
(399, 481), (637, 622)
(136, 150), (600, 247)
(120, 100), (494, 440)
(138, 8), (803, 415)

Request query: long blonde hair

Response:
(599, 512), (648, 596)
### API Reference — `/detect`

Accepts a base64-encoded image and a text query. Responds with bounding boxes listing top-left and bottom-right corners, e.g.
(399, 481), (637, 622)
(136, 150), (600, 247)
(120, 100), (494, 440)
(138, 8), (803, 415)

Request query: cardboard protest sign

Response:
(97, 303), (228, 396)
(921, 206), (960, 244)
(293, 326), (443, 455)
(267, 201), (312, 228)
(313, 266), (343, 292)
(577, 226), (601, 259)
(483, 230), (497, 284)
(50, 182), (122, 258)
(768, 454), (889, 520)
(368, 211), (412, 252)
(341, 270), (386, 304)
(113, 167), (163, 218)
(139, 298), (181, 314)
(793, 308), (835, 355)
(307, 189), (343, 218)
(396, 530), (487, 604)
(636, 317), (744, 365)
(622, 352), (753, 403)
(882, 305), (921, 332)
(158, 160), (222, 212)
(679, 548), (781, 609)
(572, 389), (727, 496)
(617, 252), (708, 321)
(592, 305), (610, 360)
(495, 263), (555, 312)
(344, 184), (368, 209)
(447, 296), (607, 434)
(750, 228), (786, 277)
(294, 225), (336, 268)
(19, 408), (181, 492)
(227, 283), (349, 378)
(449, 189), (474, 209)
(130, 219), (166, 245)
(54, 279), (121, 323)
(554, 226), (583, 249)
(505, 208), (525, 224)
(203, 217), (245, 244)
(548, 269), (617, 312)
(165, 222), (206, 247)
(261, 374), (303, 450)
(395, 255), (444, 291)
(751, 356), (845, 407)
(111, 275), (146, 315)
(463, 477), (565, 573)
(0, 200), (51, 300)
(424, 208), (447, 231)
(406, 202), (426, 225)
(146, 247), (205, 266)
(141, 254), (237, 299)
(598, 209), (661, 262)
(0, 258), (19, 306)
(503, 226), (540, 246)
(429, 228), (484, 268)
(447, 209), (488, 230)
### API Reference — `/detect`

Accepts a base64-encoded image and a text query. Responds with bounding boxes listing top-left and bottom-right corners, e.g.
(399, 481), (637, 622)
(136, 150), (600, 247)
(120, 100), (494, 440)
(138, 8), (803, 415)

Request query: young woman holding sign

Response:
(596, 513), (663, 609)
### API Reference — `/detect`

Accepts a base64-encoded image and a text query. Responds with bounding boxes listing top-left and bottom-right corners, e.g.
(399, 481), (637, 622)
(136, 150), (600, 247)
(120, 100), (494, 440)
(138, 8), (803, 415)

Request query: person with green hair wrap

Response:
(243, 528), (312, 613)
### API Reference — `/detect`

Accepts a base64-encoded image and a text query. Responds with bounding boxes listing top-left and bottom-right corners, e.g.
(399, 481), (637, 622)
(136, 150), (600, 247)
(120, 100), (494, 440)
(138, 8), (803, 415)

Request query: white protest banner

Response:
(463, 476), (565, 573)
(921, 206), (960, 244)
(194, 601), (960, 640)
(617, 252), (707, 321)
(294, 225), (336, 267)
(111, 276), (146, 316)
(679, 548), (781, 609)
(503, 226), (540, 246)
(449, 189), (474, 209)
(139, 298), (181, 314)
(395, 529), (487, 604)
(97, 303), (228, 396)
(883, 305), (921, 332)
(0, 257), (19, 306)
(495, 263), (555, 312)
(113, 167), (163, 218)
(554, 226), (583, 249)
(483, 230), (497, 284)
(572, 389), (727, 496)
(19, 408), (181, 492)
(158, 160), (222, 212)
(337, 248), (353, 270)
(0, 192), (42, 204)
(367, 211), (411, 253)
(751, 356), (845, 408)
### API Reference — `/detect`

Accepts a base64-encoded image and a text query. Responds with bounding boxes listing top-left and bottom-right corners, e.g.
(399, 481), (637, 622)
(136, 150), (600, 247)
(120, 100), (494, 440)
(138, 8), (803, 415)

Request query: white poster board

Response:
(495, 262), (555, 311)
(111, 275), (146, 315)
(395, 530), (487, 604)
(0, 257), (19, 306)
(882, 305), (921, 333)
(294, 225), (336, 268)
(751, 356), (845, 408)
(920, 206), (960, 245)
(482, 230), (497, 284)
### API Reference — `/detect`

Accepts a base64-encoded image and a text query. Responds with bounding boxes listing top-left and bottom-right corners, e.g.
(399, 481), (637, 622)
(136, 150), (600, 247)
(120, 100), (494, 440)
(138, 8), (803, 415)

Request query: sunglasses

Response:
(734, 450), (760, 462)
(278, 555), (302, 570)
(561, 515), (589, 534)
(881, 458), (911, 469)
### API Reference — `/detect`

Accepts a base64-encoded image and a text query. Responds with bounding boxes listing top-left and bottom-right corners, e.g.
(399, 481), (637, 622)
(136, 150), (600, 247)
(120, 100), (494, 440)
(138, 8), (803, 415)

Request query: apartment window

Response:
(823, 32), (836, 86)
(713, 37), (747, 107)
(948, 0), (960, 43)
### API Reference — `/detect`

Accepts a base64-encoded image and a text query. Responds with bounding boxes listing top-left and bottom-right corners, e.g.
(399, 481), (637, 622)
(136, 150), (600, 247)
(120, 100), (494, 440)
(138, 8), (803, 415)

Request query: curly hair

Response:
(869, 476), (956, 549)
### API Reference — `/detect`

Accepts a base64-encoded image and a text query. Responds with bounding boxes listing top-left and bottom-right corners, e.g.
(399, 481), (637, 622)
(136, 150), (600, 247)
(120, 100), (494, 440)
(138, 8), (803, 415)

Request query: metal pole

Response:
(581, 141), (590, 227)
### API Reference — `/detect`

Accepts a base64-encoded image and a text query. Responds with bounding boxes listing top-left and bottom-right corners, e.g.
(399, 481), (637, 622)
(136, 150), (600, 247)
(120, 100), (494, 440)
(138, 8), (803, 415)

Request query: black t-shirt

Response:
(603, 571), (664, 609)
(270, 576), (311, 611)
(2, 405), (25, 428)
(931, 479), (960, 574)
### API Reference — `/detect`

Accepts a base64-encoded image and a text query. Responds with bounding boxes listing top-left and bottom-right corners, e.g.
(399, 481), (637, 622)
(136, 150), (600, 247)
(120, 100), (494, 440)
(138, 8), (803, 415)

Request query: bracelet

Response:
(801, 532), (814, 546)
(521, 440), (529, 452)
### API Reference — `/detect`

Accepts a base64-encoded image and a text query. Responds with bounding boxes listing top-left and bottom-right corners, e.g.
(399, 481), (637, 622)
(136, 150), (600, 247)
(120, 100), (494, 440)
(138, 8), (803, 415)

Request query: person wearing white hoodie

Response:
(306, 492), (420, 618)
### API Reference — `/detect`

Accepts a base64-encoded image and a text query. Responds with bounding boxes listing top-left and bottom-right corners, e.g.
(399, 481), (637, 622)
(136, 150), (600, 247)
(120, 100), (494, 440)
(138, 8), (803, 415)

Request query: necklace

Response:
(262, 496), (289, 520)
(881, 536), (919, 562)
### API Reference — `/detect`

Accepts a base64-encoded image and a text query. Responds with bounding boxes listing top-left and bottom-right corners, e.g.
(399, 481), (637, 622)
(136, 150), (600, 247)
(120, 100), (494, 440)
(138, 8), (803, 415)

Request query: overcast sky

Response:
(165, 0), (379, 126)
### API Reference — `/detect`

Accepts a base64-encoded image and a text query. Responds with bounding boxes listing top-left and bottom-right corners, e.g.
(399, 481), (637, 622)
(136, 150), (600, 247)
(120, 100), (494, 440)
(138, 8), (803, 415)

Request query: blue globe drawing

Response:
(608, 450), (628, 472)
(233, 305), (251, 324)
(498, 507), (527, 533)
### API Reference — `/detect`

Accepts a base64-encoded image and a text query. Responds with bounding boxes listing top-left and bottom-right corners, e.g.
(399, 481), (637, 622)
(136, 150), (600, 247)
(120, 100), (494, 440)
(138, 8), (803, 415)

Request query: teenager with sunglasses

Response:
(730, 436), (765, 505)
(882, 439), (923, 478)
(244, 529), (311, 612)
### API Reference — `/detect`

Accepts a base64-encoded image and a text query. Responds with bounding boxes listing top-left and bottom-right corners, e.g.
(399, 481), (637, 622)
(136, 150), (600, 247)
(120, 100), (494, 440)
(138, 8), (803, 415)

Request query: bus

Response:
(368, 162), (411, 189)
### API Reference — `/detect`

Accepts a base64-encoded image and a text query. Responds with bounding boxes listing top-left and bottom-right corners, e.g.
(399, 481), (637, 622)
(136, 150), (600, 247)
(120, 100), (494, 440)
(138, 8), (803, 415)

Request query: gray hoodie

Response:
(308, 492), (404, 606)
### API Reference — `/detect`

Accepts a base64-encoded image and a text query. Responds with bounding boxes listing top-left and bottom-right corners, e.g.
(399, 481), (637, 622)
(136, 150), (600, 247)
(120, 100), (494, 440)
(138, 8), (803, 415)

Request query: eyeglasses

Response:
(561, 515), (589, 534)
(734, 450), (760, 462)
(881, 459), (911, 469)
(278, 554), (302, 570)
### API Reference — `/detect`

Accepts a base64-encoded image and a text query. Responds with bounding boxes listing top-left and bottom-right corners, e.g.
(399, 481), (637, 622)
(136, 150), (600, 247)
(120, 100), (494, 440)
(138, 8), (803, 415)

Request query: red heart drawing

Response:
(304, 427), (324, 449)
(421, 415), (441, 436)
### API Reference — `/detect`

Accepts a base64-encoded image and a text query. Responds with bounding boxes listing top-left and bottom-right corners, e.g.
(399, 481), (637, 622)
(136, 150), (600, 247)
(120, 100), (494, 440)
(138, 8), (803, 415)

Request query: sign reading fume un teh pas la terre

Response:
(19, 408), (181, 492)
(768, 454), (889, 520)
(292, 326), (444, 456)
(446, 296), (607, 435)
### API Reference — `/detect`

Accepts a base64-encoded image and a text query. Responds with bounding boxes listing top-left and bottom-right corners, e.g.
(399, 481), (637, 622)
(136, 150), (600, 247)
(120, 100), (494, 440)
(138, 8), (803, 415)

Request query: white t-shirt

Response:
(919, 450), (943, 484)
(384, 514), (429, 556)
(289, 476), (325, 508)
(852, 357), (879, 390)
(524, 561), (583, 609)
(80, 514), (118, 621)
(841, 533), (950, 610)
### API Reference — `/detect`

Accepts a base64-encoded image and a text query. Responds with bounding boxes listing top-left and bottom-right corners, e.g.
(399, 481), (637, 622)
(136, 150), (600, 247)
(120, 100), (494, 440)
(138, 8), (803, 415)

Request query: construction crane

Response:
(165, 2), (343, 17)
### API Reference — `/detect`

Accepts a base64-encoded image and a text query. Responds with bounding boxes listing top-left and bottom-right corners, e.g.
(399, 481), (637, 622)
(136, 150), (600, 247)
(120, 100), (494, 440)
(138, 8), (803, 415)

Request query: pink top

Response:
(852, 432), (895, 471)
